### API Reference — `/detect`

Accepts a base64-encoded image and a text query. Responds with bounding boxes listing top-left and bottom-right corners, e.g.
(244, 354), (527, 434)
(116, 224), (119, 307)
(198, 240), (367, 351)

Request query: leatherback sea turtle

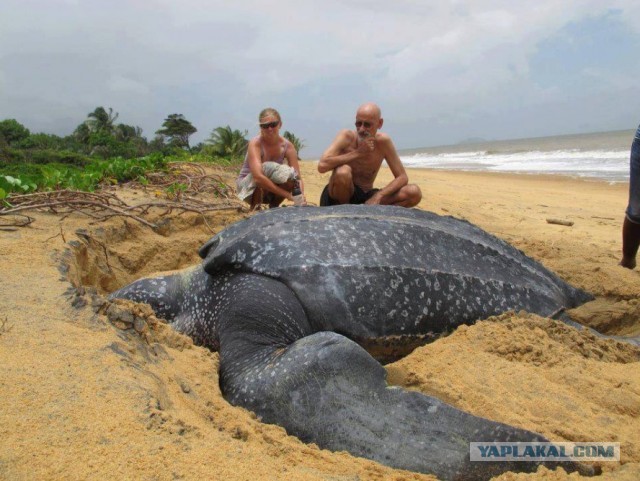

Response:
(111, 205), (595, 480)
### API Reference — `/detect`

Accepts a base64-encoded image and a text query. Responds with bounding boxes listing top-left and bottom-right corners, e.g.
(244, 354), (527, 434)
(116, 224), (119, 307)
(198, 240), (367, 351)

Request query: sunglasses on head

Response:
(260, 121), (279, 129)
(355, 121), (372, 128)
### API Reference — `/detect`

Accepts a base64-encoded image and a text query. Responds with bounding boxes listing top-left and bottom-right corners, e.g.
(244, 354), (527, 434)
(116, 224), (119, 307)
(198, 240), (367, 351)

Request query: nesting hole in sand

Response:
(61, 209), (440, 363)
(61, 208), (639, 358)
(64, 211), (246, 294)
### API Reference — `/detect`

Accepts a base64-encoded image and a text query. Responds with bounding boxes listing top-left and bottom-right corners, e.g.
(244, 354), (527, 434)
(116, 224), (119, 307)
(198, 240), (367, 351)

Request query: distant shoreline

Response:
(398, 128), (636, 155)
(301, 129), (633, 182)
(300, 159), (631, 183)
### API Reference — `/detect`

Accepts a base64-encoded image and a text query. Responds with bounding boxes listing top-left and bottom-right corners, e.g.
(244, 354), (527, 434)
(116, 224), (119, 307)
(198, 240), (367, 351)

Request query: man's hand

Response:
(365, 192), (383, 205)
(357, 135), (375, 153)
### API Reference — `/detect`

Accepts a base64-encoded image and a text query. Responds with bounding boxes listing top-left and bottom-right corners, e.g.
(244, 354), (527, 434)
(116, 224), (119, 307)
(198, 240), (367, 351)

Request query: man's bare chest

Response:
(347, 149), (383, 175)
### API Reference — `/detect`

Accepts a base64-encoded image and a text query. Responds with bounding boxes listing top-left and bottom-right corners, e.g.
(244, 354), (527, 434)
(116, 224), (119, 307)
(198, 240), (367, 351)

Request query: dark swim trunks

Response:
(319, 184), (379, 206)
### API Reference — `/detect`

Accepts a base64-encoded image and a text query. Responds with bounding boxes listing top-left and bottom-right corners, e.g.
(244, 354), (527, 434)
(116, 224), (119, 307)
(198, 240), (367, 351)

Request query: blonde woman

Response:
(236, 108), (304, 209)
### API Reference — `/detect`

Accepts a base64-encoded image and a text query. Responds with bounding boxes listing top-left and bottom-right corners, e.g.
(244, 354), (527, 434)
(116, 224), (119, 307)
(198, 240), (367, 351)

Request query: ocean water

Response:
(398, 129), (636, 182)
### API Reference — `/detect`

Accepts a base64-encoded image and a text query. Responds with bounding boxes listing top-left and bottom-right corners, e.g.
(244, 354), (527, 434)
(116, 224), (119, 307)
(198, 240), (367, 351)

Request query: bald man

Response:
(318, 102), (422, 207)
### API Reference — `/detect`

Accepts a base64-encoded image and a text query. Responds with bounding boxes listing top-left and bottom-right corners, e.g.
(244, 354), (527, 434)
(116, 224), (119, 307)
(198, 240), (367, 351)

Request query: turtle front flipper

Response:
(215, 276), (592, 481)
(109, 266), (226, 348)
(109, 271), (188, 322)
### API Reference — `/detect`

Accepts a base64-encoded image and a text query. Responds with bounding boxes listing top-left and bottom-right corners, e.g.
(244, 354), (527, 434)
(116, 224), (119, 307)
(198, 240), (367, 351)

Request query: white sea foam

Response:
(399, 149), (630, 181)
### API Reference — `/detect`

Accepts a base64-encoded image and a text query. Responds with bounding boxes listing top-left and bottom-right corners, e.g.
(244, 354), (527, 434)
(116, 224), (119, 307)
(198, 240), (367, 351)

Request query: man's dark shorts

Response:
(320, 184), (379, 206)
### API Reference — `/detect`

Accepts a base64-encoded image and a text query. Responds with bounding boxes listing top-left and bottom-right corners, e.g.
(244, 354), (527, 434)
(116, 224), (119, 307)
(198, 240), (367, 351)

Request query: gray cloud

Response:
(1, 0), (639, 156)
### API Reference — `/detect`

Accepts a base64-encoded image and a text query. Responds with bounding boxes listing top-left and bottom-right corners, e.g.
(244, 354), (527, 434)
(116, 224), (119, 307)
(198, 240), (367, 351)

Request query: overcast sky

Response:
(2, 1), (640, 157)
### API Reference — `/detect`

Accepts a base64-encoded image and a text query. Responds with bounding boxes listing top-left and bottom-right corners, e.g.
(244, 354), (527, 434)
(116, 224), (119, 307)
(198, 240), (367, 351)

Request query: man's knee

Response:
(404, 184), (422, 207)
(332, 165), (353, 186)
(328, 165), (354, 203)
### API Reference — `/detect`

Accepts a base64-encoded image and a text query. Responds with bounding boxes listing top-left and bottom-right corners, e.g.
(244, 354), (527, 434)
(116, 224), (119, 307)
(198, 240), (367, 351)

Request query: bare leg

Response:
(328, 165), (355, 204)
(268, 180), (294, 208)
(250, 187), (263, 211)
(379, 184), (422, 208)
(268, 196), (284, 208)
(620, 217), (640, 269)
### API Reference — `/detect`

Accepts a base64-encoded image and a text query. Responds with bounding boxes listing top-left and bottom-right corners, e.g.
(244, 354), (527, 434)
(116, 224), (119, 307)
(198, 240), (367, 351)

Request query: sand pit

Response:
(1, 162), (639, 480)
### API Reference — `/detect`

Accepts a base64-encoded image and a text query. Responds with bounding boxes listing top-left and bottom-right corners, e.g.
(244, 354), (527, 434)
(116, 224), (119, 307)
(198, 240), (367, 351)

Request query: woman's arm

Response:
(247, 139), (293, 201)
(285, 142), (304, 193)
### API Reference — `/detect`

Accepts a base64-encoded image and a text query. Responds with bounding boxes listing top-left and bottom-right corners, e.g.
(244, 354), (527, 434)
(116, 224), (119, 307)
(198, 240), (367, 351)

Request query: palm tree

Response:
(156, 114), (197, 151)
(73, 122), (91, 146)
(85, 107), (119, 134)
(207, 125), (249, 158)
(283, 131), (305, 158)
(114, 124), (143, 143)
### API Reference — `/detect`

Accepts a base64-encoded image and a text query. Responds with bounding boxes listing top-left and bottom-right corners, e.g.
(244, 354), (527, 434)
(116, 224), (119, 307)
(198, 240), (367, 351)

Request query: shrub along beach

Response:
(0, 107), (305, 200)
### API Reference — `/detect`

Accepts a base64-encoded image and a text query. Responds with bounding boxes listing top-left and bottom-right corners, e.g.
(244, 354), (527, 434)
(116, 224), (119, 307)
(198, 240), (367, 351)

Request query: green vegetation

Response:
(1, 153), (167, 196)
(156, 114), (198, 152)
(0, 107), (305, 200)
(0, 119), (30, 144)
(206, 125), (249, 159)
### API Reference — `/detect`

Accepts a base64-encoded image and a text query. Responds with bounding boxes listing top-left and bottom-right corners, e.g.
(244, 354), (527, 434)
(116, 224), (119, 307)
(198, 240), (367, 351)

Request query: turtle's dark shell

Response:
(199, 205), (592, 339)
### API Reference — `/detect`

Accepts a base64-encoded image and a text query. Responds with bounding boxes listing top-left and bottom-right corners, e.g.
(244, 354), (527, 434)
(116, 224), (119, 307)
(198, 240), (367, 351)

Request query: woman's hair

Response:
(259, 108), (281, 124)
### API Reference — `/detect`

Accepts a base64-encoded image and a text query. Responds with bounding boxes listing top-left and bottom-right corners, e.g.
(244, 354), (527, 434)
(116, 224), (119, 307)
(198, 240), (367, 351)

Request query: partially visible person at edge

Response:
(620, 123), (640, 269)
(236, 108), (305, 210)
(317, 102), (422, 207)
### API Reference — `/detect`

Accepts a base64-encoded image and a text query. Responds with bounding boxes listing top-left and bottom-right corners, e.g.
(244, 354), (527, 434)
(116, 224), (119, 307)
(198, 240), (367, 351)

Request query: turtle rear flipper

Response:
(215, 275), (592, 481)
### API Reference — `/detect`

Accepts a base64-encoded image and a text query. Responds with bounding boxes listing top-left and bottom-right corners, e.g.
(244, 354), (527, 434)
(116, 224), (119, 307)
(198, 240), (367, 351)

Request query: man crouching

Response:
(318, 102), (422, 207)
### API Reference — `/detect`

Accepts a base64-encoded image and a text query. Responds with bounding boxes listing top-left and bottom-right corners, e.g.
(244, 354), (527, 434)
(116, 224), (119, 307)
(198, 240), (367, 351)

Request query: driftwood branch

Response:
(124, 161), (236, 199)
(0, 178), (246, 230)
(1, 198), (158, 228)
(546, 218), (574, 227)
(0, 213), (34, 230)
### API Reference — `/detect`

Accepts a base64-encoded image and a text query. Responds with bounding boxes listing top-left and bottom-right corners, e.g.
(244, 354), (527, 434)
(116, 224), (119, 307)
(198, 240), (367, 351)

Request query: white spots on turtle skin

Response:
(389, 274), (403, 290)
(231, 250), (247, 263)
(370, 239), (383, 256)
(261, 242), (276, 255)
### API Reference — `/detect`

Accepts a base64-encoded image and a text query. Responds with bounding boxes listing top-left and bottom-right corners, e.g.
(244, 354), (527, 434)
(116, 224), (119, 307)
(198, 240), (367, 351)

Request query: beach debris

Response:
(0, 189), (245, 230)
(546, 218), (574, 227)
(128, 161), (236, 199)
(0, 213), (33, 230)
(0, 162), (246, 229)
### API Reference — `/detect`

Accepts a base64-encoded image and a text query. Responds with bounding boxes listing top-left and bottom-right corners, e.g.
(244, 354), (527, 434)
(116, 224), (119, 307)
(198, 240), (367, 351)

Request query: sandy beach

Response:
(1, 162), (639, 481)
